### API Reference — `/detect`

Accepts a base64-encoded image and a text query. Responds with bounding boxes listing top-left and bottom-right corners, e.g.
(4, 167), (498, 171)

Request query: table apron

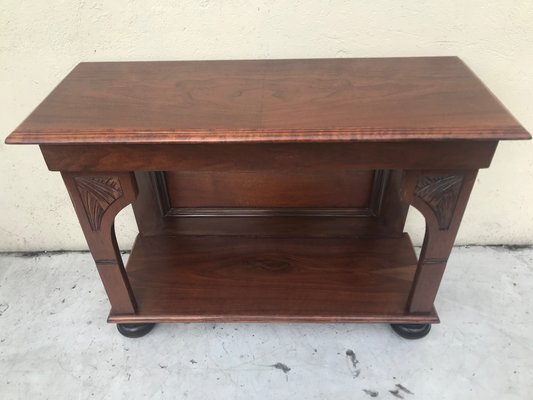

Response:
(40, 141), (498, 172)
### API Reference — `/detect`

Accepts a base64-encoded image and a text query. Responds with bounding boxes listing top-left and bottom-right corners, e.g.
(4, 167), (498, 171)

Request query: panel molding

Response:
(151, 170), (388, 218)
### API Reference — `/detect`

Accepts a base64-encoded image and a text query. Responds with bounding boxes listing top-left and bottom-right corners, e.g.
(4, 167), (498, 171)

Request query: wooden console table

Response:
(6, 57), (530, 339)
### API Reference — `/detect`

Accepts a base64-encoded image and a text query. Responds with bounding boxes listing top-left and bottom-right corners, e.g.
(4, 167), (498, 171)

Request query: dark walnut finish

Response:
(6, 57), (529, 144)
(6, 57), (530, 339)
(110, 234), (438, 324)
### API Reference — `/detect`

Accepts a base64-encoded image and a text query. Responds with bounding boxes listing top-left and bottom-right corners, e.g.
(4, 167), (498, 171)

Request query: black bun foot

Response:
(391, 323), (431, 339)
(117, 323), (155, 338)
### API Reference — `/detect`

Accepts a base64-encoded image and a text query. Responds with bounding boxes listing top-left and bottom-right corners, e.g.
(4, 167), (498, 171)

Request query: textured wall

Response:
(1, 1), (532, 251)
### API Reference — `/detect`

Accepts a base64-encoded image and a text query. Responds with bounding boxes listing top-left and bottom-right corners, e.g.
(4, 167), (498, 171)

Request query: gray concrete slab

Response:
(0, 246), (531, 399)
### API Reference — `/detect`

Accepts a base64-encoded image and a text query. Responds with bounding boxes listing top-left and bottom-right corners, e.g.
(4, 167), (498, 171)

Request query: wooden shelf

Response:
(109, 234), (439, 324)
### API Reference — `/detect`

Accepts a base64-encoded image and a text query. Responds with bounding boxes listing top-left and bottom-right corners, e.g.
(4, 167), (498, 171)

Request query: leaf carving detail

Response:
(415, 175), (464, 230)
(75, 176), (123, 231)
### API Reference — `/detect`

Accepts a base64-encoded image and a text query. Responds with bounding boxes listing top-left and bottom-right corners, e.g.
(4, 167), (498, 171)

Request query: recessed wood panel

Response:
(132, 169), (406, 237)
(164, 170), (375, 208)
(157, 170), (386, 217)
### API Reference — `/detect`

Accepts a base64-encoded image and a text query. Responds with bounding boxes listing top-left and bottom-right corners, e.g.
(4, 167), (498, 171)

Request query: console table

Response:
(6, 57), (530, 339)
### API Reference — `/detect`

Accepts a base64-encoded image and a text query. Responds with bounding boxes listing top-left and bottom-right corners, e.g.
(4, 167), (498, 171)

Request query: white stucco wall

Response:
(1, 1), (532, 251)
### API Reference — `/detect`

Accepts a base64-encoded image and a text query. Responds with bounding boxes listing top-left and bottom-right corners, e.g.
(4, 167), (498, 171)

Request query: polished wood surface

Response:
(164, 170), (375, 209)
(40, 141), (499, 172)
(61, 172), (138, 314)
(133, 169), (405, 238)
(5, 57), (530, 335)
(109, 234), (438, 324)
(6, 57), (530, 145)
(401, 170), (479, 313)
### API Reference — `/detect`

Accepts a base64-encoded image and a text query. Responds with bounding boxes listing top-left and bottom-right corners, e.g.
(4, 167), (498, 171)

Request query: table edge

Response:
(5, 126), (531, 145)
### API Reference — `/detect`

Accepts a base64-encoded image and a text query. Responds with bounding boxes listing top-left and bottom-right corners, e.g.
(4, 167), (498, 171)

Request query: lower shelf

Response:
(109, 234), (439, 324)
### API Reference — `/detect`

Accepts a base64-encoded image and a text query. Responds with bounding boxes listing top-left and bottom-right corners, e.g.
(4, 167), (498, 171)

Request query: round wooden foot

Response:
(391, 323), (431, 339)
(117, 323), (155, 338)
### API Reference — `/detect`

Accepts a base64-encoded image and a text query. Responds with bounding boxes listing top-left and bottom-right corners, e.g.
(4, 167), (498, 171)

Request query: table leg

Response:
(403, 169), (479, 313)
(61, 172), (139, 315)
(391, 170), (477, 339)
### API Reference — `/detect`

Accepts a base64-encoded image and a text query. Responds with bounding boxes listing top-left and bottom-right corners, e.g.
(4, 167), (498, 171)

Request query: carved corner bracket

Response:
(414, 174), (464, 230)
(74, 176), (124, 231)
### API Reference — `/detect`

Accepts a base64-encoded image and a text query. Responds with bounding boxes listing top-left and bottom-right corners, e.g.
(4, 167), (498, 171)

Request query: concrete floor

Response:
(0, 246), (532, 400)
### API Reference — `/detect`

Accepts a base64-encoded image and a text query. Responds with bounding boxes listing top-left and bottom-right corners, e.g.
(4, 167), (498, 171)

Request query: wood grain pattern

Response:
(403, 170), (478, 313)
(163, 170), (375, 208)
(39, 141), (499, 172)
(62, 172), (139, 314)
(6, 57), (530, 145)
(159, 169), (384, 217)
(7, 57), (526, 330)
(132, 169), (404, 238)
(108, 234), (439, 324)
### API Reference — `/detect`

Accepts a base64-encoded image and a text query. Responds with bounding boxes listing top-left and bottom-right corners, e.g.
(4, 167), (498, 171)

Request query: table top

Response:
(6, 57), (530, 145)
